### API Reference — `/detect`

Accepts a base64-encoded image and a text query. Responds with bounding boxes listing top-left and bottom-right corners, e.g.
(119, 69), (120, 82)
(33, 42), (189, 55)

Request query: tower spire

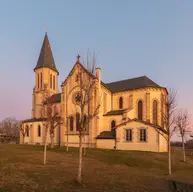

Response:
(34, 33), (59, 74)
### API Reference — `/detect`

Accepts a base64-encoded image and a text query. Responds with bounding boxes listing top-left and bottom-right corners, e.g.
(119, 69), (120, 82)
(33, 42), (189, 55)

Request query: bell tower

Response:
(32, 33), (59, 118)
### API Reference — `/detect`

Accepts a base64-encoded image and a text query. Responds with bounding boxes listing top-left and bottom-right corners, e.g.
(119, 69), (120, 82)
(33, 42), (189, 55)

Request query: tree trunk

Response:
(83, 146), (86, 156)
(83, 136), (86, 156)
(22, 135), (25, 144)
(168, 138), (171, 175)
(50, 134), (54, 149)
(66, 133), (69, 152)
(66, 118), (69, 152)
(44, 128), (48, 165)
(77, 135), (83, 183)
(114, 129), (117, 150)
(182, 136), (186, 162)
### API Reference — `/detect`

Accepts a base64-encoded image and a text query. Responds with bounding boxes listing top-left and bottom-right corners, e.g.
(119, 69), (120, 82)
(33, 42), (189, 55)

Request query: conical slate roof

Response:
(34, 33), (58, 74)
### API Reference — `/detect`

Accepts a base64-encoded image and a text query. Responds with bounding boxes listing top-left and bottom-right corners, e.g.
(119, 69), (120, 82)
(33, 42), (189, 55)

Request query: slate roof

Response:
(104, 76), (162, 93)
(34, 33), (59, 74)
(103, 109), (127, 116)
(22, 118), (47, 123)
(50, 93), (61, 103)
(96, 131), (115, 139)
(22, 116), (61, 123)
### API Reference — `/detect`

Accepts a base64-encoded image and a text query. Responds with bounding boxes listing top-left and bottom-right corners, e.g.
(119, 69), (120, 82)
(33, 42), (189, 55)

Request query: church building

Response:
(21, 33), (168, 152)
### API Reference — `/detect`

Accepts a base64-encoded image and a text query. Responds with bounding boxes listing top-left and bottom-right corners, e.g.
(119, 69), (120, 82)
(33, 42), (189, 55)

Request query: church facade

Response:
(21, 33), (168, 152)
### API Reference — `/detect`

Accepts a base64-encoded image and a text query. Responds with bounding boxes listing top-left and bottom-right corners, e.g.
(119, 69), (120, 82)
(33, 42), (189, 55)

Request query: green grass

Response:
(0, 144), (192, 192)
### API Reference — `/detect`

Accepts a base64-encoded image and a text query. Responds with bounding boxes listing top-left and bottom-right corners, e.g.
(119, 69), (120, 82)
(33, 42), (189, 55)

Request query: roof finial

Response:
(77, 55), (80, 62)
(45, 24), (48, 34)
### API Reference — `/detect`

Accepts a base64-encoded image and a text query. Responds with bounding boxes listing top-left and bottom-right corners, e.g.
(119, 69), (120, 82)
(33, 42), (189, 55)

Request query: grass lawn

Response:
(0, 145), (192, 192)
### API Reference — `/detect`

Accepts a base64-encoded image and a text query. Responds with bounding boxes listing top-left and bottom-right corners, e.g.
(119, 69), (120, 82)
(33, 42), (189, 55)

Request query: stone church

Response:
(21, 33), (168, 152)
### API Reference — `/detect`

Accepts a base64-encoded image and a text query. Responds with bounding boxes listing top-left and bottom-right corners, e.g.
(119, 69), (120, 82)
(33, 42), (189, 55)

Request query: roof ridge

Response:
(105, 75), (147, 85)
(104, 75), (162, 92)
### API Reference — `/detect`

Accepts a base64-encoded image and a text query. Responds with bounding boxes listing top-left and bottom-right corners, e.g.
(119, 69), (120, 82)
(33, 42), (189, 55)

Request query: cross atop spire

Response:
(34, 33), (59, 74)
(76, 55), (80, 63)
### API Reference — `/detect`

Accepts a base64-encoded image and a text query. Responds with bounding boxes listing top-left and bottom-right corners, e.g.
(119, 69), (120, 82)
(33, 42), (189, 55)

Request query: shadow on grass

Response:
(48, 146), (167, 170)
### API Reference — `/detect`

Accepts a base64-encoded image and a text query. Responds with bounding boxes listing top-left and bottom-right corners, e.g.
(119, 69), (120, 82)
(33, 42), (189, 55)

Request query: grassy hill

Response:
(0, 144), (192, 191)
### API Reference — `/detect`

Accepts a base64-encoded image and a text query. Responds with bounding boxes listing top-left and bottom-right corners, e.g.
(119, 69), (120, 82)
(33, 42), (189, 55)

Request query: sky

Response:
(0, 0), (193, 139)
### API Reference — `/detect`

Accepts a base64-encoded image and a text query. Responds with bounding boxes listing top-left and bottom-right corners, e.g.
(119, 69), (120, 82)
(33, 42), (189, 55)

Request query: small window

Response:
(140, 129), (147, 142)
(26, 125), (29, 137)
(53, 76), (55, 90)
(125, 129), (132, 141)
(40, 73), (43, 88)
(37, 74), (39, 89)
(119, 97), (123, 109)
(76, 113), (80, 131)
(38, 125), (41, 137)
(69, 116), (73, 131)
(153, 100), (158, 125)
(138, 100), (143, 120)
(50, 74), (52, 89)
(111, 120), (116, 131)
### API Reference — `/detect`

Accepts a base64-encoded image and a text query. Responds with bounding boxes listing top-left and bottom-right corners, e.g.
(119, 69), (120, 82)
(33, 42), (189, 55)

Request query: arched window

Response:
(37, 73), (39, 89)
(119, 97), (123, 109)
(138, 100), (143, 120)
(153, 100), (158, 125)
(38, 125), (41, 137)
(69, 116), (74, 131)
(26, 125), (29, 137)
(50, 74), (52, 89)
(40, 73), (43, 88)
(111, 120), (116, 131)
(83, 115), (87, 130)
(76, 113), (80, 131)
(53, 76), (55, 90)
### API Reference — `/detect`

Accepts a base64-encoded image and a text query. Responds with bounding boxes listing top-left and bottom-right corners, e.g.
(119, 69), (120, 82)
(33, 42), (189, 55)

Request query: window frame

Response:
(69, 116), (74, 131)
(53, 75), (55, 90)
(38, 125), (41, 137)
(40, 73), (43, 88)
(37, 73), (39, 89)
(139, 128), (147, 142)
(153, 100), (158, 125)
(76, 113), (80, 131)
(50, 74), (52, 89)
(26, 125), (29, 137)
(125, 128), (133, 142)
(111, 120), (116, 131)
(138, 100), (143, 120)
(119, 96), (123, 109)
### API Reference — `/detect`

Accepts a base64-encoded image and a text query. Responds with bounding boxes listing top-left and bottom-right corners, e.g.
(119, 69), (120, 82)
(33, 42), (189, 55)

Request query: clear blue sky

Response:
(0, 1), (193, 135)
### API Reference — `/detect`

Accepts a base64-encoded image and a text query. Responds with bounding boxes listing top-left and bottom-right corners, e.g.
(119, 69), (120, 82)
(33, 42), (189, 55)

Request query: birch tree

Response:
(175, 109), (190, 162)
(41, 83), (62, 164)
(74, 54), (101, 183)
(153, 88), (177, 175)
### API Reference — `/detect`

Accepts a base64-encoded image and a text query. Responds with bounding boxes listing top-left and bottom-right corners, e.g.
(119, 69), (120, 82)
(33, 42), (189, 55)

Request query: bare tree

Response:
(19, 121), (27, 144)
(73, 54), (101, 183)
(41, 83), (62, 165)
(153, 88), (177, 175)
(0, 117), (20, 143)
(175, 109), (191, 162)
